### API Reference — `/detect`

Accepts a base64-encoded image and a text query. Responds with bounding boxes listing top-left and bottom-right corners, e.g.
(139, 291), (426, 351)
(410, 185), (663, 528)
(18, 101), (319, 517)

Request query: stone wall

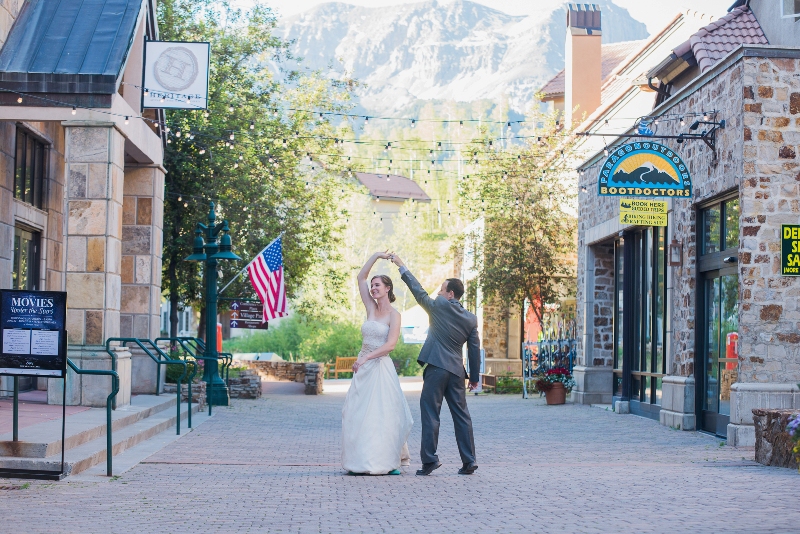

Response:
(227, 370), (262, 399)
(235, 360), (323, 395)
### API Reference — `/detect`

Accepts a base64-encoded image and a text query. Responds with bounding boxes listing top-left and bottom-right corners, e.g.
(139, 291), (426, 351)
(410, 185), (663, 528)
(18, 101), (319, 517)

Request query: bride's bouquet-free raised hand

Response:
(534, 367), (576, 394)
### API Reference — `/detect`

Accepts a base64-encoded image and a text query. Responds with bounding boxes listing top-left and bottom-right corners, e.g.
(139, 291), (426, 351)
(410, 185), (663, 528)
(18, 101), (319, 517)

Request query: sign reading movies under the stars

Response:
(598, 141), (692, 198)
(0, 290), (67, 377)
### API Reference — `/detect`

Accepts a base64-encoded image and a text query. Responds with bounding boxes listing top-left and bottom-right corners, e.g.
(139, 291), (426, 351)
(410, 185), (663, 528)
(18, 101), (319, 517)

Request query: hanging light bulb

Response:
(199, 149), (205, 155)
(144, 88), (149, 97)
(703, 112), (709, 121)
(124, 116), (130, 124)
(186, 96), (191, 103)
(680, 117), (685, 126)
(160, 96), (165, 103)
(273, 109), (278, 117)
(234, 162), (239, 169)
(204, 111), (209, 119)
(17, 96), (22, 103)
(250, 121), (255, 130)
(411, 119), (416, 128)
(176, 131), (181, 137)
(72, 107), (77, 115)
(229, 133), (235, 140)
(229, 105), (234, 112)
(178, 196), (182, 201)
(604, 146), (609, 157)
(183, 202), (188, 207)
(364, 116), (369, 123)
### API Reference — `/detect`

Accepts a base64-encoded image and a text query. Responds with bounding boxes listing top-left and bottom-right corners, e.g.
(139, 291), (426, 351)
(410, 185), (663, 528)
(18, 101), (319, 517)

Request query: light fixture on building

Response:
(72, 107), (77, 115)
(668, 238), (683, 267)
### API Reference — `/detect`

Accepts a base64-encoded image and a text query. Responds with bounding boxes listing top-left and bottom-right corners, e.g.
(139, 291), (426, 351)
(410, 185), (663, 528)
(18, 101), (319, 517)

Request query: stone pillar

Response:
(120, 165), (165, 394)
(54, 122), (131, 407)
(573, 243), (614, 405)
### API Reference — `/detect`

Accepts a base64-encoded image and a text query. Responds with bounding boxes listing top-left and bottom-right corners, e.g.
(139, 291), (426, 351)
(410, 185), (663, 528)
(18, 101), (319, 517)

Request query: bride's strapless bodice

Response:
(359, 321), (390, 356)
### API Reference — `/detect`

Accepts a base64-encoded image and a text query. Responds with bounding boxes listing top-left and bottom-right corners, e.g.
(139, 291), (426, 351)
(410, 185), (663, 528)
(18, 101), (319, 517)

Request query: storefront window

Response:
(612, 227), (667, 415)
(698, 195), (739, 437)
(703, 204), (721, 254)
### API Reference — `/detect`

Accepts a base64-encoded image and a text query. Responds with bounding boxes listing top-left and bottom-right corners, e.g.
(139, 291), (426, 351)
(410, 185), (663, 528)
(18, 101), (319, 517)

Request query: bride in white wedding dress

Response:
(341, 251), (413, 475)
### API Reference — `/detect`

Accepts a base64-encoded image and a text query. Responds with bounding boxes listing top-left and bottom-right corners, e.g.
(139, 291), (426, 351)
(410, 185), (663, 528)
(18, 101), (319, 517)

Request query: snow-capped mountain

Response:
(279, 0), (649, 115)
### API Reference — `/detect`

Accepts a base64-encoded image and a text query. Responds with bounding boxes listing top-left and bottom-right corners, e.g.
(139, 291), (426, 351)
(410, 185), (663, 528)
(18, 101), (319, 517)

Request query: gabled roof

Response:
(683, 5), (767, 72)
(0, 0), (144, 103)
(355, 173), (431, 202)
(649, 6), (767, 82)
(539, 40), (646, 99)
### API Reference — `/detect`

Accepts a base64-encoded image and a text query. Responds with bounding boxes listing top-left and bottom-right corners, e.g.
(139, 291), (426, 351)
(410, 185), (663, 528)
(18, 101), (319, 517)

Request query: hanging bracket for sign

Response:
(579, 118), (725, 159)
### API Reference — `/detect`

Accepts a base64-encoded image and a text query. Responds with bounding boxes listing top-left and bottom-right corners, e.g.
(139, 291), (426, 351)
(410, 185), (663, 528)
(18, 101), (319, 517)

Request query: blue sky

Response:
(247, 0), (736, 34)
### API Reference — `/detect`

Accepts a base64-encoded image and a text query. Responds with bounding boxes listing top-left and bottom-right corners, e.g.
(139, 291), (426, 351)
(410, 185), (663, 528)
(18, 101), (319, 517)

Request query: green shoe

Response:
(387, 469), (401, 475)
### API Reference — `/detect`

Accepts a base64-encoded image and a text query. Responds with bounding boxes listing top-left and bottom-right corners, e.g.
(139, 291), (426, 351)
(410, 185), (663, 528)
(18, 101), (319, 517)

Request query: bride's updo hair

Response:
(371, 275), (396, 303)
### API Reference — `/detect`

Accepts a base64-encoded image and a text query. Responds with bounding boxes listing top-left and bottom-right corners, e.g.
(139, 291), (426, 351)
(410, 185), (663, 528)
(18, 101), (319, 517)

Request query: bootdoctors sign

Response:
(0, 290), (67, 377)
(598, 142), (692, 198)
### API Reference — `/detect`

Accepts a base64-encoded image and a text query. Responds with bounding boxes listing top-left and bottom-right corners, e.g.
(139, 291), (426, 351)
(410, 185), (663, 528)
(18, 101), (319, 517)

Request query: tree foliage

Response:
(158, 1), (356, 335)
(458, 114), (579, 323)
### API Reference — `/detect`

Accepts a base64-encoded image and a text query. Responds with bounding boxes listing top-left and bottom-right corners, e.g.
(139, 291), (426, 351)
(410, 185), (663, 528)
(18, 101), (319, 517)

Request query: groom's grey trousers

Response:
(420, 364), (476, 465)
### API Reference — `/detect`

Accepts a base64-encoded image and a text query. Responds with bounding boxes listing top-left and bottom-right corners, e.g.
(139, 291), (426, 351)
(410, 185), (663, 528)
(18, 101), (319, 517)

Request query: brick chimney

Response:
(565, 4), (602, 126)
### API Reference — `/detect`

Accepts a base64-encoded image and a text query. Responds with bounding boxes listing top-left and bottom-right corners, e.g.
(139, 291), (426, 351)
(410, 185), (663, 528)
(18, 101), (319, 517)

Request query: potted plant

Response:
(535, 367), (576, 405)
(787, 412), (800, 472)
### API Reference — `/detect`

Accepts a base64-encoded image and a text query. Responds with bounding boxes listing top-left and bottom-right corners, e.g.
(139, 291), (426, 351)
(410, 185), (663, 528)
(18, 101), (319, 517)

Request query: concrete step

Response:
(0, 400), (203, 476)
(0, 394), (186, 458)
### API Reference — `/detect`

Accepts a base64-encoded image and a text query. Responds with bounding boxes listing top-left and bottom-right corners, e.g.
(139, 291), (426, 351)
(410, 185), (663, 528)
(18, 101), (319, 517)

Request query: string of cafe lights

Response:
(1, 88), (721, 196)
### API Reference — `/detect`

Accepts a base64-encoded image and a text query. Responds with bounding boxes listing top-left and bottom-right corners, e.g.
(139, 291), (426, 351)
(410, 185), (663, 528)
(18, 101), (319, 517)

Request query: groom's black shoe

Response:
(458, 463), (478, 475)
(416, 462), (441, 476)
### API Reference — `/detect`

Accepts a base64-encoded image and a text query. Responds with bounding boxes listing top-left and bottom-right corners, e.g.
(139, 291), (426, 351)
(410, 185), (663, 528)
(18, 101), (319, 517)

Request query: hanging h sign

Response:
(598, 142), (692, 198)
(142, 41), (210, 110)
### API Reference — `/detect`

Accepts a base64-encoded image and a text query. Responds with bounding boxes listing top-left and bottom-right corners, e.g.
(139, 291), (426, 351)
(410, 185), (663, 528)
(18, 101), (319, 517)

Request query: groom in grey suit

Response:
(390, 254), (481, 476)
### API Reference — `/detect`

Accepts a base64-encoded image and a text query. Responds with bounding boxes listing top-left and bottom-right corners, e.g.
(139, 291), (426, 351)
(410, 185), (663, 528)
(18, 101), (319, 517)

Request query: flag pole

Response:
(217, 232), (285, 297)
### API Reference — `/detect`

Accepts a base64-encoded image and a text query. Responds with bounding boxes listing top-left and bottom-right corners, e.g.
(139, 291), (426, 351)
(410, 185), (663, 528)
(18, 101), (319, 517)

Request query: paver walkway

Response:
(1, 387), (798, 533)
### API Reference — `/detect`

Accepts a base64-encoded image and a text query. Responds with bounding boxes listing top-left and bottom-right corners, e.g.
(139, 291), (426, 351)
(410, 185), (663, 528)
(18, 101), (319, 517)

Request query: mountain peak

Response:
(281, 1), (648, 115)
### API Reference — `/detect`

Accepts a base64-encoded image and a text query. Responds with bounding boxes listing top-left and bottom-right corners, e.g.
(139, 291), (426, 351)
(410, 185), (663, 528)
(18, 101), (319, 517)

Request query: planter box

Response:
(752, 408), (799, 469)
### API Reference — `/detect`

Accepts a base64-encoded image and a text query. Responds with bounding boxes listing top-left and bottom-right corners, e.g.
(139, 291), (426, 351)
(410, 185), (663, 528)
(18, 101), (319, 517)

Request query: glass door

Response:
(698, 196), (739, 436)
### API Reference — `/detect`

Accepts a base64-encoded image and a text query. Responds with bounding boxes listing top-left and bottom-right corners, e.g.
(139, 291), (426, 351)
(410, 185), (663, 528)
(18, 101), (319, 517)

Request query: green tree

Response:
(158, 1), (355, 336)
(458, 114), (579, 324)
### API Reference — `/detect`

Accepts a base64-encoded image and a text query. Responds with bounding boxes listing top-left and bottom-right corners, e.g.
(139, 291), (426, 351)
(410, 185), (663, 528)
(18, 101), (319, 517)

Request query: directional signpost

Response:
(229, 301), (268, 330)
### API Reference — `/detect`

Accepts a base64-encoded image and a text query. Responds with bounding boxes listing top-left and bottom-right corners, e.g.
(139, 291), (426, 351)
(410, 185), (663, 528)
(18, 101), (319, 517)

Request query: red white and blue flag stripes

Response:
(247, 237), (288, 322)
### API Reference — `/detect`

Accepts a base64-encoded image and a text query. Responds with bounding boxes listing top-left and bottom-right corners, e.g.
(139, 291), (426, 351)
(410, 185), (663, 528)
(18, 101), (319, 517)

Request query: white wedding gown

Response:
(341, 320), (413, 474)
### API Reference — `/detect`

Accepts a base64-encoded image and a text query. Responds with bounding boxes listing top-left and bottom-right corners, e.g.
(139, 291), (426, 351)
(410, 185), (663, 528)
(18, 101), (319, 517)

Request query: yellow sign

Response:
(782, 224), (800, 276)
(619, 199), (667, 226)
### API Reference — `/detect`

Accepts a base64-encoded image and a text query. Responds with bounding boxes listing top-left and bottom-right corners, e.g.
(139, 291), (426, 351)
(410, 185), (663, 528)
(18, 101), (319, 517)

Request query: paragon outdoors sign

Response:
(619, 199), (667, 226)
(142, 41), (210, 110)
(0, 290), (67, 377)
(781, 224), (800, 276)
(598, 142), (692, 198)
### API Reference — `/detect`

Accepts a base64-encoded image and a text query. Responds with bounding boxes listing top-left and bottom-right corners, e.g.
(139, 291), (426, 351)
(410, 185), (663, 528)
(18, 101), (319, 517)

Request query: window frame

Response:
(13, 127), (48, 209)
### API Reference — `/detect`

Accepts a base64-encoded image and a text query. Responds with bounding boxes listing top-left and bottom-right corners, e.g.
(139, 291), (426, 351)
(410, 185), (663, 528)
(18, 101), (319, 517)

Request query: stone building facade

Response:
(0, 0), (165, 407)
(573, 3), (800, 445)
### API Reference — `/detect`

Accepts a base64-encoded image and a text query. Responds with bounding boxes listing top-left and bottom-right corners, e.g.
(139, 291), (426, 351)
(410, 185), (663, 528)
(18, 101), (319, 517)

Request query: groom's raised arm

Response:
(399, 269), (435, 312)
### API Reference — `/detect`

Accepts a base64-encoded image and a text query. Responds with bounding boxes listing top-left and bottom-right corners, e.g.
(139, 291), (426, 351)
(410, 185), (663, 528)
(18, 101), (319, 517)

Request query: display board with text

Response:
(0, 290), (67, 377)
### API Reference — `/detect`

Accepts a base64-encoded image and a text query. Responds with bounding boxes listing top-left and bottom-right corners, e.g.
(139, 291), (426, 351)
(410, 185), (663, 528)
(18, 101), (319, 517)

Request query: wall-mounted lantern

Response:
(668, 238), (683, 267)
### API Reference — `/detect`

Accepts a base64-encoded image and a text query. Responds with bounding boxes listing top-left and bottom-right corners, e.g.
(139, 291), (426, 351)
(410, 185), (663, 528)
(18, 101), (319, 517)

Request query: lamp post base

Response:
(206, 380), (230, 406)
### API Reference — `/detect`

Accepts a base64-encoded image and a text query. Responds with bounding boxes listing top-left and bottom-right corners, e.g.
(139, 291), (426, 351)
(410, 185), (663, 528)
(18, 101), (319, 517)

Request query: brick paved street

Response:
(1, 386), (799, 533)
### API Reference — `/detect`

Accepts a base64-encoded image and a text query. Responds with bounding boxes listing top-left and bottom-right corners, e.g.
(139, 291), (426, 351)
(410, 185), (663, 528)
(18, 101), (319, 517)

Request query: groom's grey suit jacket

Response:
(400, 270), (481, 383)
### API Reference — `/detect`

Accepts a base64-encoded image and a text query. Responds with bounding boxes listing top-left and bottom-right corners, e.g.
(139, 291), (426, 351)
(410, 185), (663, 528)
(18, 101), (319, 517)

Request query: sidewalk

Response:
(1, 389), (798, 533)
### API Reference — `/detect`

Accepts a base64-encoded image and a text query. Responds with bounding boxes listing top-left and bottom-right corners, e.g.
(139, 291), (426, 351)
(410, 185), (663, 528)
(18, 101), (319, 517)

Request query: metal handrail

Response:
(140, 339), (199, 430)
(180, 337), (232, 387)
(156, 337), (218, 416)
(106, 338), (187, 435)
(66, 358), (119, 476)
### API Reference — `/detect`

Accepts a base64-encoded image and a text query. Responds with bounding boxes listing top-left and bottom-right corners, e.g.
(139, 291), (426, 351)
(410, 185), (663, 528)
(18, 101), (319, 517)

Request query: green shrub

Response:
(495, 372), (524, 394)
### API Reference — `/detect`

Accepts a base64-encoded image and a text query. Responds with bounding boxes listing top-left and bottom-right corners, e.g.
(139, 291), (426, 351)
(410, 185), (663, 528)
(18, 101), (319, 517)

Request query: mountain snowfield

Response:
(279, 0), (649, 115)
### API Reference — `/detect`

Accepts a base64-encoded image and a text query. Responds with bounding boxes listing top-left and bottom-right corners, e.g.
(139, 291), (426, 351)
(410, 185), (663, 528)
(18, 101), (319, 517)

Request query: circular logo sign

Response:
(597, 141), (692, 198)
(153, 47), (199, 92)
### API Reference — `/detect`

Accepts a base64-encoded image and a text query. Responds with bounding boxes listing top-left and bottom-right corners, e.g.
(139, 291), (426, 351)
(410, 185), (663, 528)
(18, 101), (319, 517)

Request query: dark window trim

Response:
(12, 225), (41, 291)
(13, 126), (50, 209)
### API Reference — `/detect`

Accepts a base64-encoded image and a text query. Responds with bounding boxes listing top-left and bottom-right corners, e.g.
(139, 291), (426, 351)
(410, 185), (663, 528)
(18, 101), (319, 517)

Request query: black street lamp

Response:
(185, 202), (241, 406)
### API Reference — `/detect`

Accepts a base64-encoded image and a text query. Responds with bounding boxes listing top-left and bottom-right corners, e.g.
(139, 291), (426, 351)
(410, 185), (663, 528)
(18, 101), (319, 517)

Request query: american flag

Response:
(247, 237), (288, 322)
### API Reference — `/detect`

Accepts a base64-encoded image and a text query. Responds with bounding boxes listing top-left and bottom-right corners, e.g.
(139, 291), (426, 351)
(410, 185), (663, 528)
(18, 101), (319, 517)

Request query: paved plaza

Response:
(1, 384), (799, 533)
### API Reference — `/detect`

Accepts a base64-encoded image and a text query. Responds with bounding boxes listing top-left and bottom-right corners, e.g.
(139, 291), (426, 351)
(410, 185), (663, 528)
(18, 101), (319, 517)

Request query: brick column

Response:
(121, 165), (165, 394)
(52, 122), (131, 407)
